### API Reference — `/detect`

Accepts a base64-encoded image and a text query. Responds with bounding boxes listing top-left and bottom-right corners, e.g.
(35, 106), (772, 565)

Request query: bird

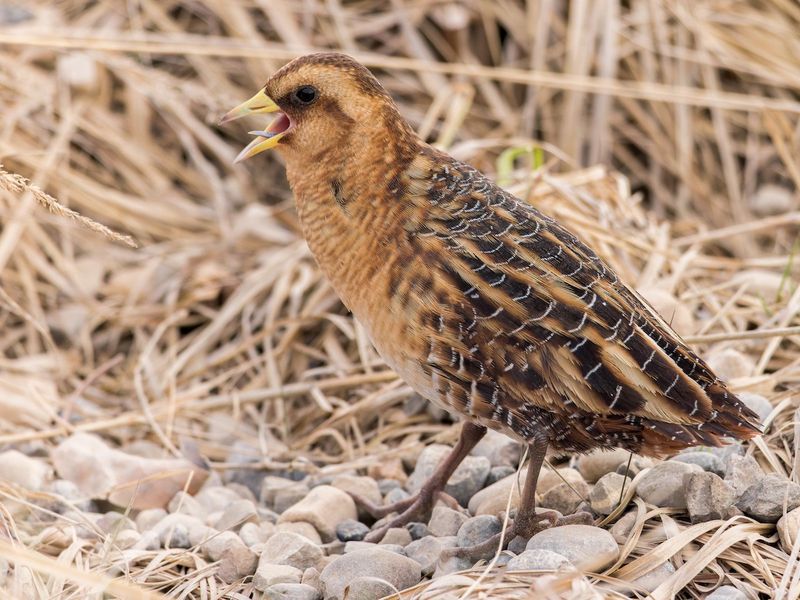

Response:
(220, 52), (761, 548)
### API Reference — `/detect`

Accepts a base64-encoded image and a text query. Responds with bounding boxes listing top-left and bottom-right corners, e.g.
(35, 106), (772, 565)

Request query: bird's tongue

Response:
(263, 112), (291, 137)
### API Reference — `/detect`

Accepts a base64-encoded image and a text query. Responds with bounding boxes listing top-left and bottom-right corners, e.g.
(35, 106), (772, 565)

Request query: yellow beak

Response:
(219, 89), (286, 163)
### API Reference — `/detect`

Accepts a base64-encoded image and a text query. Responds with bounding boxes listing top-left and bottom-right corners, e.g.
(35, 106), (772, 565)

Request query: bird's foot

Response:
(443, 510), (594, 562)
(354, 488), (460, 543)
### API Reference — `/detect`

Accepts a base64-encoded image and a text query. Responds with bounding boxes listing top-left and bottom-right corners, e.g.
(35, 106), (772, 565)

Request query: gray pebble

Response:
(379, 527), (412, 547)
(671, 452), (724, 477)
(539, 481), (591, 515)
(260, 531), (323, 571)
(319, 548), (421, 600)
(384, 487), (410, 505)
(589, 473), (629, 515)
(738, 392), (773, 423)
(725, 455), (765, 499)
(526, 525), (619, 572)
(214, 499), (258, 531)
(377, 479), (402, 495)
(265, 582), (321, 600)
(471, 430), (521, 468)
(428, 506), (468, 537)
(686, 472), (735, 523)
(456, 515), (501, 550)
(407, 445), (490, 506)
(405, 535), (457, 577)
(406, 522), (430, 540)
(486, 466), (516, 486)
(736, 474), (800, 522)
(0, 5), (34, 24)
(614, 455), (654, 478)
(637, 461), (702, 508)
(335, 519), (369, 542)
(346, 576), (399, 600)
(577, 449), (630, 483)
(506, 549), (570, 571)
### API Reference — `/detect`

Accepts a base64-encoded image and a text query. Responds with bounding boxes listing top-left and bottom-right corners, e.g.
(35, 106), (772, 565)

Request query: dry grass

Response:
(0, 0), (798, 598)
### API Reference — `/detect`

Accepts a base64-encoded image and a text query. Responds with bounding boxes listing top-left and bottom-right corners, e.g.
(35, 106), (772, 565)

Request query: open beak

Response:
(219, 89), (291, 163)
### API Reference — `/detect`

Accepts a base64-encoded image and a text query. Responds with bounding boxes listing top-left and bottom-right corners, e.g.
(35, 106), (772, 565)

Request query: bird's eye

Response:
(293, 85), (318, 105)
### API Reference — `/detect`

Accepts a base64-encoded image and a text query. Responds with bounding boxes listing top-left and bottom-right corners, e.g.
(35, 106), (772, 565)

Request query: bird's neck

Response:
(281, 121), (421, 314)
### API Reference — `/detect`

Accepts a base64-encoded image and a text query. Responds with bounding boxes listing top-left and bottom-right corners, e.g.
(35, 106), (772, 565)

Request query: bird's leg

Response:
(357, 422), (487, 542)
(445, 432), (592, 560)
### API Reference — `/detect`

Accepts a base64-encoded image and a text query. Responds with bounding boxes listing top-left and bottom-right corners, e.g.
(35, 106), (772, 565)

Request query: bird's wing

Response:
(404, 152), (759, 446)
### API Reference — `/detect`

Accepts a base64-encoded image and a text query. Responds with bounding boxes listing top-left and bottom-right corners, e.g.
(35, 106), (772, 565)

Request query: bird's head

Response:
(220, 53), (415, 164)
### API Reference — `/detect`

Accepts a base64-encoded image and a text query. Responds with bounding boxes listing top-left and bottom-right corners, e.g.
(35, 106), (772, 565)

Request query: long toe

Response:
(348, 491), (417, 519)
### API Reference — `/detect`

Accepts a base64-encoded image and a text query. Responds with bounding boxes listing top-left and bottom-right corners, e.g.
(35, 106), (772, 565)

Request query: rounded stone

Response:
(218, 543), (258, 583)
(260, 531), (323, 571)
(468, 470), (526, 516)
(525, 525), (619, 572)
(470, 430), (521, 468)
(406, 522), (430, 540)
(671, 452), (724, 477)
(486, 466), (516, 485)
(346, 576), (399, 600)
(686, 472), (735, 524)
(577, 449), (631, 483)
(724, 454), (764, 499)
(407, 444), (490, 506)
(264, 582), (321, 600)
(335, 519), (369, 542)
(0, 450), (51, 491)
(540, 480), (591, 515)
(214, 499), (259, 531)
(706, 348), (754, 382)
(277, 485), (357, 542)
(319, 548), (421, 600)
(427, 506), (468, 537)
(637, 461), (703, 508)
(456, 515), (501, 553)
(537, 468), (586, 495)
(738, 392), (772, 423)
(736, 474), (800, 522)
(201, 530), (245, 561)
(506, 548), (570, 571)
(614, 456), (654, 478)
(405, 535), (457, 577)
(254, 564), (303, 592)
(590, 472), (630, 515)
(777, 505), (800, 552)
(379, 527), (412, 547)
